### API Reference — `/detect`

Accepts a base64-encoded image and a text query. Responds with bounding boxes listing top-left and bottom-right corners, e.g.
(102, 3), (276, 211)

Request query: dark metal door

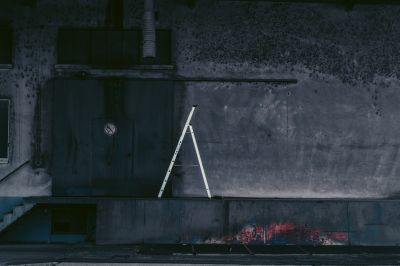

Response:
(91, 118), (134, 195)
(52, 79), (172, 197)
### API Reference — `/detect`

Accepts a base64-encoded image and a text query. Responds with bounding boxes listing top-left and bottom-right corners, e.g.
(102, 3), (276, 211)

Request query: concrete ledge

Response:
(26, 197), (400, 246)
(0, 64), (12, 70)
(55, 64), (175, 70)
(54, 64), (175, 79)
(25, 196), (400, 204)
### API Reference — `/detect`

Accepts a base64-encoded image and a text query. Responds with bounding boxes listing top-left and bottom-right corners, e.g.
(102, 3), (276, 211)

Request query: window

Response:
(0, 27), (12, 65)
(58, 29), (141, 66)
(57, 28), (171, 67)
(58, 29), (91, 64)
(0, 99), (10, 163)
(90, 29), (141, 66)
(51, 208), (88, 234)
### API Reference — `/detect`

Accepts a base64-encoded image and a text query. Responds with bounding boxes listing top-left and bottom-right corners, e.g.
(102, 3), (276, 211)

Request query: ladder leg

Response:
(158, 106), (197, 198)
(189, 125), (211, 199)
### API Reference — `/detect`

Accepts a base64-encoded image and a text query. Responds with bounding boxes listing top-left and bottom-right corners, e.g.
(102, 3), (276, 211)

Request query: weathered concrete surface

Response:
(1, 0), (400, 199)
(96, 199), (400, 246)
(171, 2), (400, 198)
(173, 78), (400, 198)
(0, 0), (108, 196)
(96, 199), (224, 244)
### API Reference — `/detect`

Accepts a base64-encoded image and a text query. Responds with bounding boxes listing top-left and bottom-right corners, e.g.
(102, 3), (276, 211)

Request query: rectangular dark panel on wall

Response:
(0, 99), (9, 162)
(59, 29), (141, 67)
(123, 30), (141, 65)
(0, 28), (12, 64)
(58, 29), (91, 64)
(57, 29), (168, 66)
(105, 0), (123, 28)
(106, 31), (125, 65)
(52, 79), (173, 197)
(90, 30), (108, 66)
(91, 30), (141, 67)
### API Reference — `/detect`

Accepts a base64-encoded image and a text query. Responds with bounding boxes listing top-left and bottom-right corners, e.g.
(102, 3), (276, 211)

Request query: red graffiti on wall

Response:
(266, 222), (296, 241)
(225, 224), (265, 243)
(205, 222), (348, 245)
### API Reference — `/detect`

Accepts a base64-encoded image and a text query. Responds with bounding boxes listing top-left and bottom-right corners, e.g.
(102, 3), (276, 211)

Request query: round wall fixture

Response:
(104, 122), (117, 136)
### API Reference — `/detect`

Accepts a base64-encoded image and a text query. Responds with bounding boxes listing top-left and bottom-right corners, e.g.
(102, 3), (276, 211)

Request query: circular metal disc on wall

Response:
(104, 122), (117, 136)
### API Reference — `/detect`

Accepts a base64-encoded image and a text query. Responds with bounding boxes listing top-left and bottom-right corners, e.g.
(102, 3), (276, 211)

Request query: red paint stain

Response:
(327, 231), (348, 241)
(224, 224), (264, 243)
(267, 222), (296, 240)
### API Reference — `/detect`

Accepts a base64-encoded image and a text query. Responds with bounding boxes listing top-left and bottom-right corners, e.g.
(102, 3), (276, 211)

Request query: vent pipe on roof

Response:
(142, 0), (156, 58)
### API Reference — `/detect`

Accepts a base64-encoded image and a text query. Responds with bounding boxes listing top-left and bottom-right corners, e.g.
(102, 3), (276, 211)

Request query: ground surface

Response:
(1, 244), (400, 265)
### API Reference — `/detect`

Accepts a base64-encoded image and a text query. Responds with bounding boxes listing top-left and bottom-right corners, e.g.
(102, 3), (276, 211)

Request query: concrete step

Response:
(23, 203), (34, 212)
(0, 202), (35, 233)
(3, 213), (13, 225)
(13, 205), (24, 218)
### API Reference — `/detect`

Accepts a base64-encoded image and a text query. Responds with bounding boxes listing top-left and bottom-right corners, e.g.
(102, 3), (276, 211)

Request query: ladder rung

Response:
(174, 164), (199, 167)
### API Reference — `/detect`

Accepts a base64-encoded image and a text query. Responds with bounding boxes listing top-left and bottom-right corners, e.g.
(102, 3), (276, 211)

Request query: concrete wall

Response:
(0, 0), (108, 196)
(171, 2), (400, 198)
(0, 0), (400, 198)
(96, 198), (400, 246)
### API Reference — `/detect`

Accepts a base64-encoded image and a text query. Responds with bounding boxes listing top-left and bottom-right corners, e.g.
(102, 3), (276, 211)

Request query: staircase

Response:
(0, 202), (35, 233)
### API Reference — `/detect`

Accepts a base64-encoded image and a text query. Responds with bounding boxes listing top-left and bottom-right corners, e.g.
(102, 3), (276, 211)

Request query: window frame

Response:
(0, 98), (10, 163)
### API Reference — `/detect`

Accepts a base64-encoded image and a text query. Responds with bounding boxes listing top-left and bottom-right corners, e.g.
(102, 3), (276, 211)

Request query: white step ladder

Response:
(158, 105), (211, 199)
